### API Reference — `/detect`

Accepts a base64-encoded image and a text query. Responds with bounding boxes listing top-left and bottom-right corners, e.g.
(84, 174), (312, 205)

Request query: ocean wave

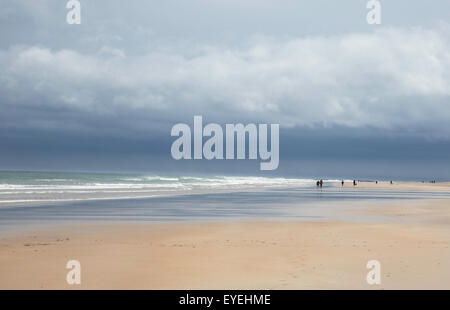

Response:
(0, 175), (331, 190)
(0, 173), (342, 205)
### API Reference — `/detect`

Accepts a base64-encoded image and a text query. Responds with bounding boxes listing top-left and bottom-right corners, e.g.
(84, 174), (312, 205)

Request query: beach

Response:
(1, 181), (450, 290)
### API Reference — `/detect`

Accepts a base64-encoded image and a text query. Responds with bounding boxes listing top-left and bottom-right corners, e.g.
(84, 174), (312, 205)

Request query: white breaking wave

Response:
(0, 176), (320, 190)
(0, 173), (336, 205)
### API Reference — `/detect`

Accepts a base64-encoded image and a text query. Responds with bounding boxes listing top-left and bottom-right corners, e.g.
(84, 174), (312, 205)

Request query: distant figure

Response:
(319, 179), (323, 187)
(353, 180), (357, 186)
(316, 180), (320, 187)
(341, 180), (344, 187)
(375, 181), (378, 184)
(390, 180), (393, 184)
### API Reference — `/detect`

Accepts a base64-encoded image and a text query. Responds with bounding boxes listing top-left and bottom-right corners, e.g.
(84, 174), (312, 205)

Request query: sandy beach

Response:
(1, 182), (450, 290)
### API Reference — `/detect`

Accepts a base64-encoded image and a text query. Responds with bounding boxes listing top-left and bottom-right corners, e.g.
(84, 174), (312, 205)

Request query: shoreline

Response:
(2, 182), (450, 235)
(1, 180), (450, 208)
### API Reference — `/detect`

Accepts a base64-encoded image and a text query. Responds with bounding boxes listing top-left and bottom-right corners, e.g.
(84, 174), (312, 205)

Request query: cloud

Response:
(1, 24), (449, 137)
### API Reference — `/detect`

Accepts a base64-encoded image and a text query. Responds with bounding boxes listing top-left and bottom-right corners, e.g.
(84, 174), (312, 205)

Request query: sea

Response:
(0, 171), (449, 232)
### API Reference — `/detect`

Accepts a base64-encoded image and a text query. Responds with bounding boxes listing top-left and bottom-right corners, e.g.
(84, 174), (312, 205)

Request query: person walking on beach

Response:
(341, 180), (344, 187)
(353, 180), (357, 186)
(316, 180), (320, 187)
(320, 180), (323, 187)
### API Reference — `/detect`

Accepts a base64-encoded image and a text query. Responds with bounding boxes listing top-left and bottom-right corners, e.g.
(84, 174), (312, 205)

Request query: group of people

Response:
(316, 179), (390, 188)
(316, 179), (357, 188)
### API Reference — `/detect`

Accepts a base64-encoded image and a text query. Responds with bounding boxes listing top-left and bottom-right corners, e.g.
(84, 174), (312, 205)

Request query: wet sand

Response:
(1, 192), (450, 289)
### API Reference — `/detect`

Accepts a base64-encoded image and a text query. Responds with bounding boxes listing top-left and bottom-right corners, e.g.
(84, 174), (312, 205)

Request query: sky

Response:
(0, 0), (450, 180)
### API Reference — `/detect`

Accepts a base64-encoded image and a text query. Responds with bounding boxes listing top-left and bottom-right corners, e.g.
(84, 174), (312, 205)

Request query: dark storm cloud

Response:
(1, 126), (450, 181)
(2, 26), (450, 134)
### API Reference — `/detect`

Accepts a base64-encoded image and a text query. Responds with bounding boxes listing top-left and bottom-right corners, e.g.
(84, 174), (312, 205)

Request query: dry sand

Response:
(1, 183), (450, 290)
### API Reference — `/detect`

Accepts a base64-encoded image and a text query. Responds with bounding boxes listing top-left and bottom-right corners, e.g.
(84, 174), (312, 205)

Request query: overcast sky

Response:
(1, 0), (450, 180)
